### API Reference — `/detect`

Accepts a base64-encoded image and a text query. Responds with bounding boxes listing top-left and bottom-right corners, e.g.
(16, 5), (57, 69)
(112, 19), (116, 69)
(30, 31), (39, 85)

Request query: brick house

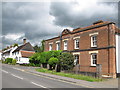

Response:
(44, 20), (120, 78)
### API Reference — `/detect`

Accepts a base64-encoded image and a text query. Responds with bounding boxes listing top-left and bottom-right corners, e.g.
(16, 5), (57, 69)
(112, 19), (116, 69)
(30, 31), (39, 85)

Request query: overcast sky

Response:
(1, 0), (118, 49)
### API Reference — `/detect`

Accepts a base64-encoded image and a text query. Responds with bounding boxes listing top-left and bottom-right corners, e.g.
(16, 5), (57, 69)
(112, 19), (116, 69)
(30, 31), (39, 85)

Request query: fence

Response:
(63, 64), (102, 78)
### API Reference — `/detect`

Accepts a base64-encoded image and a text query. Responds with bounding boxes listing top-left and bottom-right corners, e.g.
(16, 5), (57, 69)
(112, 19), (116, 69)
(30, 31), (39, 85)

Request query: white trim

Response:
(56, 41), (60, 43)
(89, 51), (98, 54)
(62, 39), (68, 41)
(63, 41), (67, 50)
(74, 39), (79, 49)
(116, 34), (120, 73)
(91, 53), (97, 66)
(89, 32), (99, 36)
(73, 36), (80, 40)
(49, 42), (53, 44)
(91, 35), (97, 47)
(56, 43), (60, 50)
(72, 52), (80, 55)
(49, 44), (52, 51)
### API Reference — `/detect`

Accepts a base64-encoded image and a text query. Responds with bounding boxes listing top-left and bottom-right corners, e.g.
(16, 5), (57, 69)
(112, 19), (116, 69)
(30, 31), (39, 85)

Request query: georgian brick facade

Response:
(44, 20), (120, 78)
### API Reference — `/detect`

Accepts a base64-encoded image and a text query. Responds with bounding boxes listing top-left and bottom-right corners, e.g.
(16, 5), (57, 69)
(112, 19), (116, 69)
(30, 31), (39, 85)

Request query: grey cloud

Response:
(50, 2), (118, 28)
(2, 1), (118, 48)
(2, 2), (63, 48)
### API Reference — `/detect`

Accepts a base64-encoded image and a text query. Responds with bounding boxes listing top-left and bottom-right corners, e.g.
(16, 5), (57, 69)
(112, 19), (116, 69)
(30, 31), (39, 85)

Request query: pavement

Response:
(1, 64), (119, 89)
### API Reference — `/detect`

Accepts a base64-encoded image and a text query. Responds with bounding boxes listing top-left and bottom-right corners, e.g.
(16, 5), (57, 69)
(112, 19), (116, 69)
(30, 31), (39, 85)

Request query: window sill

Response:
(74, 48), (79, 50)
(91, 46), (97, 48)
(90, 65), (96, 67)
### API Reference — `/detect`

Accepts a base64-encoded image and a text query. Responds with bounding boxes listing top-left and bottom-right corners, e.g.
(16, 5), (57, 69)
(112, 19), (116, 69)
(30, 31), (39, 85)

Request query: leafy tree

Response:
(13, 43), (18, 47)
(33, 45), (41, 53)
(40, 40), (45, 52)
(60, 52), (74, 70)
(33, 40), (45, 53)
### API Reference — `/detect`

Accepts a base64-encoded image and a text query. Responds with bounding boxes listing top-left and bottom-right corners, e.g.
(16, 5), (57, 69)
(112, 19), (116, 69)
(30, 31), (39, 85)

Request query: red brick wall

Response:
(44, 23), (116, 78)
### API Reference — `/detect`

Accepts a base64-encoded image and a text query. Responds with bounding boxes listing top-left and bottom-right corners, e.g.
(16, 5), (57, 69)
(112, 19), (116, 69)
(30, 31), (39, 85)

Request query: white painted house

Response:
(2, 39), (35, 64)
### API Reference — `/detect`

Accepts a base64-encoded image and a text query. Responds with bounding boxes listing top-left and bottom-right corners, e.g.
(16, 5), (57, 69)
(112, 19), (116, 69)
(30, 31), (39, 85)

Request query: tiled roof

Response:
(45, 21), (116, 41)
(20, 51), (35, 58)
(13, 42), (34, 52)
(72, 21), (114, 33)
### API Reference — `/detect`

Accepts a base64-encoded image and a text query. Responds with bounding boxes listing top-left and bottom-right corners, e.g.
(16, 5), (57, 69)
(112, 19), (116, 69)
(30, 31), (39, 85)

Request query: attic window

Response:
(62, 29), (71, 35)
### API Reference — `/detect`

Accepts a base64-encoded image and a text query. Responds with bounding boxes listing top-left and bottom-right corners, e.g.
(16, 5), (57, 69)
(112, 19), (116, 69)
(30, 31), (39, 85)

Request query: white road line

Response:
(11, 74), (23, 80)
(2, 70), (9, 73)
(31, 82), (47, 88)
(12, 67), (22, 71)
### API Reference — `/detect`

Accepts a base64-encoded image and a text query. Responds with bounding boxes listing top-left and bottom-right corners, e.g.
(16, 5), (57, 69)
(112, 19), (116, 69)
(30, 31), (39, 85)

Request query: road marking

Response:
(11, 74), (23, 80)
(31, 82), (47, 88)
(12, 67), (24, 71)
(2, 70), (9, 74)
(25, 71), (93, 88)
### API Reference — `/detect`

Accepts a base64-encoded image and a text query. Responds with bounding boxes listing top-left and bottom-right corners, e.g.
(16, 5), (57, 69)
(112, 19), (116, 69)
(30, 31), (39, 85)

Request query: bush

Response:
(5, 58), (13, 64)
(60, 53), (74, 70)
(48, 57), (59, 70)
(29, 53), (41, 64)
(12, 59), (17, 65)
(29, 50), (62, 68)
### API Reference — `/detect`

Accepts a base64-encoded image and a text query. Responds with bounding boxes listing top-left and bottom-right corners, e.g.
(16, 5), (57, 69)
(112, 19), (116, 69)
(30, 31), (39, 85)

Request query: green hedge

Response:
(12, 59), (17, 65)
(5, 58), (13, 64)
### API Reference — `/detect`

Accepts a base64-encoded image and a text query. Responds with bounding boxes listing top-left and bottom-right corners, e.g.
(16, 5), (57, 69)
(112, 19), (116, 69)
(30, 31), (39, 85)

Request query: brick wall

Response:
(44, 22), (117, 78)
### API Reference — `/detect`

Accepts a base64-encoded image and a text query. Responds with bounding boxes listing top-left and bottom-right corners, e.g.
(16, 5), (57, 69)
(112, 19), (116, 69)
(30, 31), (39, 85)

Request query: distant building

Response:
(2, 39), (35, 64)
(44, 20), (120, 78)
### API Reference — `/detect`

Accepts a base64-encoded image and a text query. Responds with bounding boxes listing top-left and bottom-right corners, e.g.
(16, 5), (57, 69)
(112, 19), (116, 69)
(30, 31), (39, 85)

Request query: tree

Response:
(33, 45), (41, 53)
(13, 43), (18, 47)
(40, 40), (45, 52)
(33, 40), (45, 53)
(60, 52), (74, 70)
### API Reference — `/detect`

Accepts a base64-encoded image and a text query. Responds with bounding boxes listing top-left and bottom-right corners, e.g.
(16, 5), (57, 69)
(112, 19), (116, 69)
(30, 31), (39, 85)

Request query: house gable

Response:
(13, 42), (35, 52)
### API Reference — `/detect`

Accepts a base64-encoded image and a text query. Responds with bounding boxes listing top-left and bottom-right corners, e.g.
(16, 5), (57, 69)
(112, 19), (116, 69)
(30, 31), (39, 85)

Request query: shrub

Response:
(12, 59), (17, 65)
(29, 53), (41, 64)
(48, 57), (59, 69)
(5, 58), (13, 64)
(60, 53), (74, 70)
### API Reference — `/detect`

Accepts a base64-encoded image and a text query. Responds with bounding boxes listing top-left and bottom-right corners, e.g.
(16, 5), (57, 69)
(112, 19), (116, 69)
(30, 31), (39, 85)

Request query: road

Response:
(2, 64), (89, 89)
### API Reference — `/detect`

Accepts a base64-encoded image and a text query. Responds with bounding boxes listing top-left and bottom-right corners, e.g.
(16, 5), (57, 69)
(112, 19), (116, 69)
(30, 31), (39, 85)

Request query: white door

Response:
(116, 34), (120, 73)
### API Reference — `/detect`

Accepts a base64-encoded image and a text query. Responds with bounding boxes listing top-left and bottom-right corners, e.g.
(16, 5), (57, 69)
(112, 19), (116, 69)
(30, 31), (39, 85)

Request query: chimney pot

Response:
(23, 39), (26, 44)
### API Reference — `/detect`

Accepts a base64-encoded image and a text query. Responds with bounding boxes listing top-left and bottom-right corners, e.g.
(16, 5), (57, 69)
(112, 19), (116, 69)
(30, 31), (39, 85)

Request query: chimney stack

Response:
(23, 38), (26, 44)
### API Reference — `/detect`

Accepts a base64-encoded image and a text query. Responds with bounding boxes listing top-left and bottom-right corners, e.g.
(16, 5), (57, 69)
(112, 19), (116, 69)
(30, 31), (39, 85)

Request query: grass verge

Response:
(35, 68), (103, 82)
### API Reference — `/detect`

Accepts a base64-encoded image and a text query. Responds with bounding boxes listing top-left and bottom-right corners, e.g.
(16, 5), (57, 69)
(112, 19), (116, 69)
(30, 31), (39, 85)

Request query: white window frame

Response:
(64, 41), (68, 50)
(91, 53), (97, 66)
(74, 39), (79, 49)
(56, 42), (60, 50)
(91, 35), (97, 47)
(74, 55), (79, 65)
(49, 44), (52, 51)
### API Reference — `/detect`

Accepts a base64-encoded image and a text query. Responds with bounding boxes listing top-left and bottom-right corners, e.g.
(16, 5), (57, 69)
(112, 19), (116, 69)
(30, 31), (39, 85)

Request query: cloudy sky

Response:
(1, 0), (118, 49)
